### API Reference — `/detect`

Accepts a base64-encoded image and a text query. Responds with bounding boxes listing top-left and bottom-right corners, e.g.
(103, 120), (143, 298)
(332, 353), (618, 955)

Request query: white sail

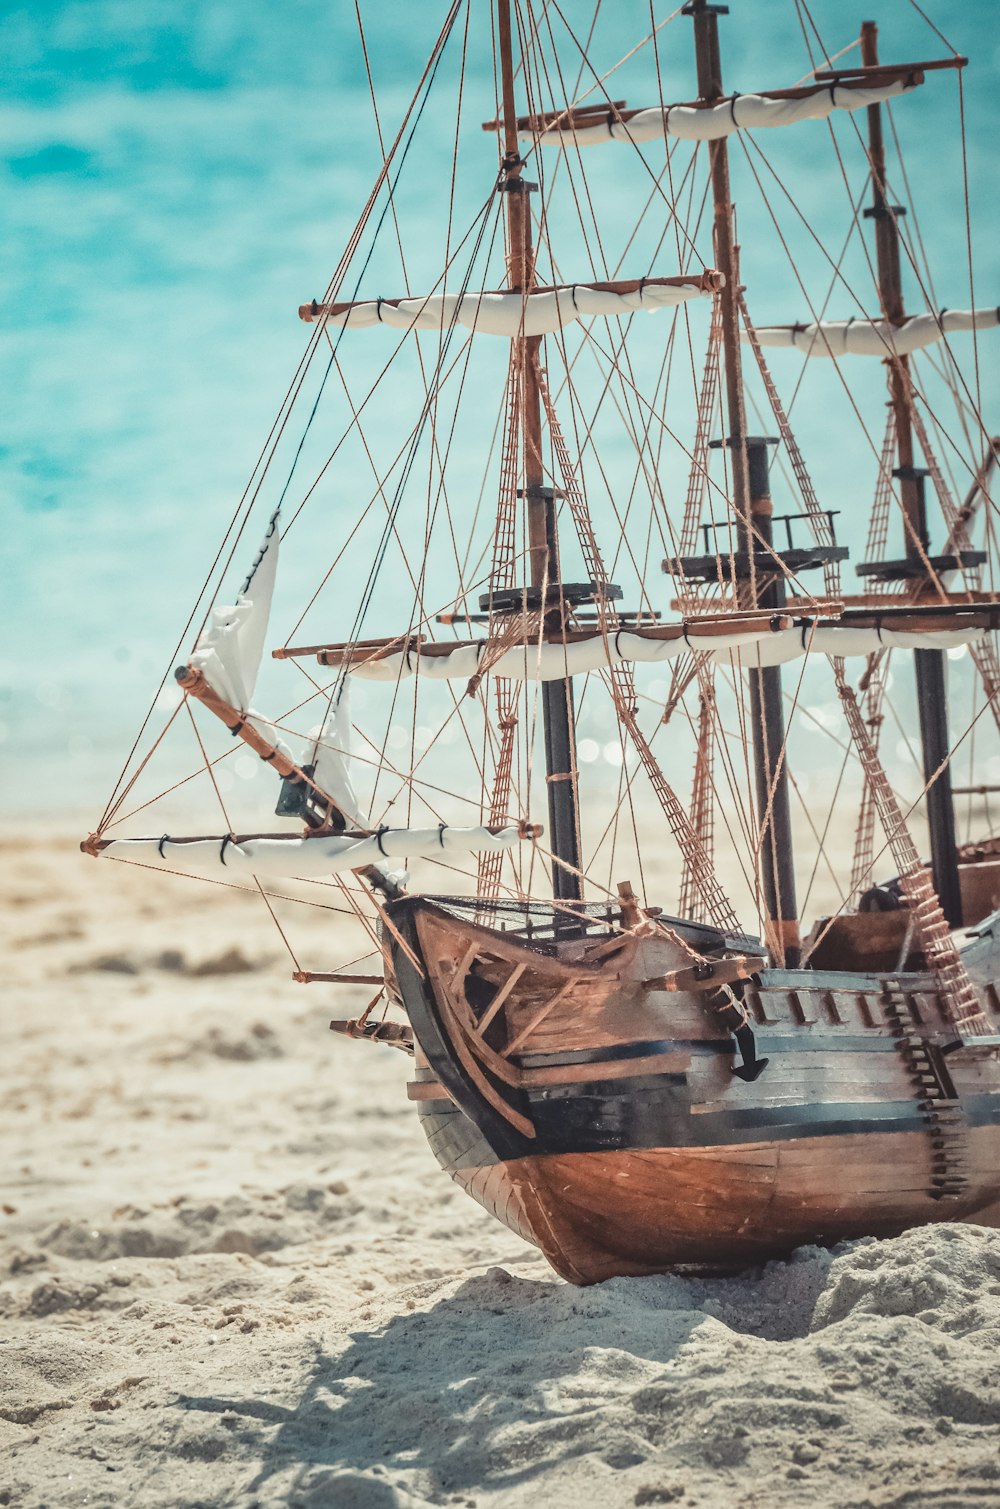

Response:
(95, 825), (527, 879)
(526, 79), (916, 150)
(747, 307), (1000, 359)
(318, 281), (709, 338)
(189, 509), (281, 713)
(300, 680), (362, 825)
(344, 623), (988, 685)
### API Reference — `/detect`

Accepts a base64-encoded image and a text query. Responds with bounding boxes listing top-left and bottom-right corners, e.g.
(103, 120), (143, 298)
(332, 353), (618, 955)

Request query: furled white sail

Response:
(94, 825), (527, 879)
(344, 623), (988, 686)
(526, 79), (916, 149)
(320, 280), (709, 338)
(189, 509), (281, 713)
(748, 307), (1000, 359)
(740, 625), (984, 666)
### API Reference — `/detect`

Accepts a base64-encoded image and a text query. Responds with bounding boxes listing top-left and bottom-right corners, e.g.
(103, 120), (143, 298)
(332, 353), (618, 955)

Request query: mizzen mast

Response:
(856, 20), (968, 925)
(684, 0), (800, 965)
(496, 0), (583, 905)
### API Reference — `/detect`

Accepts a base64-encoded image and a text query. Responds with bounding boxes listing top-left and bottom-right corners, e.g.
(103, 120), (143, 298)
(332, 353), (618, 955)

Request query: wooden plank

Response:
(505, 979), (583, 1055)
(475, 962), (527, 1036)
(406, 1078), (454, 1103)
(450, 940), (481, 990)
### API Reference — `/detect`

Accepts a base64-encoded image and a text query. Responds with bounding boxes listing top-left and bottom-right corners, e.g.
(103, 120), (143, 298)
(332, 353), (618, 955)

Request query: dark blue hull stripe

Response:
(421, 1085), (1000, 1157)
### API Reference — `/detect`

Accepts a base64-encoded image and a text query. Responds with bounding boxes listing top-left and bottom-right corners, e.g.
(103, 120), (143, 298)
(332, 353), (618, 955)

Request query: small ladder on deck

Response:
(882, 979), (969, 1202)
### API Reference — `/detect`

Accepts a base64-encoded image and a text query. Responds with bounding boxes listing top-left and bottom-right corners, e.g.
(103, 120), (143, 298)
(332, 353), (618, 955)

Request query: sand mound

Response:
(813, 1223), (1000, 1341)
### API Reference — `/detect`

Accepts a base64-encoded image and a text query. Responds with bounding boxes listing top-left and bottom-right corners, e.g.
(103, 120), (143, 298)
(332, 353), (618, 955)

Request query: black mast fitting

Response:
(669, 437), (849, 582)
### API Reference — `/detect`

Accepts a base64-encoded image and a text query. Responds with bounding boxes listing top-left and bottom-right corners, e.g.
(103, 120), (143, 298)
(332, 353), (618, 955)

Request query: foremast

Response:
(685, 0), (800, 965)
(496, 0), (583, 906)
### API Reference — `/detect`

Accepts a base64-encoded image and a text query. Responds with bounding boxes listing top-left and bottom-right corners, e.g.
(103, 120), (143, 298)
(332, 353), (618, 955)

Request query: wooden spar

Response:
(172, 665), (351, 832)
(294, 972), (385, 985)
(812, 56), (966, 80)
(837, 603), (1000, 630)
(860, 20), (961, 926)
(167, 666), (409, 907)
(273, 634), (420, 659)
(687, 0), (800, 966)
(479, 61), (950, 133)
(498, 0), (582, 906)
(836, 590), (1000, 608)
(299, 272), (722, 324)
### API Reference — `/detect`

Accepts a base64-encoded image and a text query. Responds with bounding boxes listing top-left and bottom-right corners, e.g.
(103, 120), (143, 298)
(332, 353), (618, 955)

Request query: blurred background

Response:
(3, 0), (998, 883)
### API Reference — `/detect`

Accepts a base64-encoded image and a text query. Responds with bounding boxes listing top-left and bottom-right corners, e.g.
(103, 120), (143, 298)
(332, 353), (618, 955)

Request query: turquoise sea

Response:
(4, 0), (999, 828)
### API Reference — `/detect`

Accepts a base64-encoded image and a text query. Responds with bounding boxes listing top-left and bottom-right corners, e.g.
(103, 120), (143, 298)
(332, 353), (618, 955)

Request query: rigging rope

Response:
(679, 686), (716, 923)
(535, 358), (742, 935)
(865, 410), (899, 569)
(849, 652), (889, 904)
(738, 291), (840, 599)
(478, 349), (529, 907)
(679, 297), (723, 559)
(907, 399), (1000, 744)
(832, 656), (989, 1035)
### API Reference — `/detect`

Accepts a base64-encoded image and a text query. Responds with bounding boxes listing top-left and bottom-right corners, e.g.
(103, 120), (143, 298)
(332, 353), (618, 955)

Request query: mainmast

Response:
(496, 0), (583, 905)
(685, 0), (801, 965)
(858, 19), (961, 924)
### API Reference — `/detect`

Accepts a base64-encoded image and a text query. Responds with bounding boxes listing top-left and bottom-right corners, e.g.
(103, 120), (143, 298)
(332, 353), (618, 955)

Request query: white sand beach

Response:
(4, 831), (1000, 1509)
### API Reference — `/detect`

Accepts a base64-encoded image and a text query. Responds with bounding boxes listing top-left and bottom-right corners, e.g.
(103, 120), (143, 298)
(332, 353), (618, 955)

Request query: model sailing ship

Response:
(84, 1), (1000, 1281)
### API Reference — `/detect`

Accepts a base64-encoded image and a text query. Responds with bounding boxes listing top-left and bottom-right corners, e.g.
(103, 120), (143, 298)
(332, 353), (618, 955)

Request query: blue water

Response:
(4, 0), (999, 828)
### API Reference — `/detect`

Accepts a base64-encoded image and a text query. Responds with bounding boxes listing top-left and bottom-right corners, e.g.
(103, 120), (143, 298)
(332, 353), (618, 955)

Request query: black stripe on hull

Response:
(418, 1083), (1000, 1157)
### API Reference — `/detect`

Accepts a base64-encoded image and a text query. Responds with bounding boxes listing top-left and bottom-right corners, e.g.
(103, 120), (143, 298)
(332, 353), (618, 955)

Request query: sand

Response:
(3, 832), (1000, 1509)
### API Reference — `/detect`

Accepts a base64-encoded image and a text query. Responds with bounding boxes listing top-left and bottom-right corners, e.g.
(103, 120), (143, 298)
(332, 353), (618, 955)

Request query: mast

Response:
(497, 0), (583, 905)
(685, 0), (801, 965)
(860, 19), (961, 925)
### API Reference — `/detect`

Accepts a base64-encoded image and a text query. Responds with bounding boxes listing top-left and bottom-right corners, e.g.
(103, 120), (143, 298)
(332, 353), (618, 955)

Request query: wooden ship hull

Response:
(385, 870), (1000, 1283)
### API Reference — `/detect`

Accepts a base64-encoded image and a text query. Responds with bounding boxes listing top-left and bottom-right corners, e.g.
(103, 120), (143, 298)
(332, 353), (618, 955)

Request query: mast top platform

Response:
(478, 582), (624, 615)
(708, 435), (779, 451)
(855, 551), (987, 584)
